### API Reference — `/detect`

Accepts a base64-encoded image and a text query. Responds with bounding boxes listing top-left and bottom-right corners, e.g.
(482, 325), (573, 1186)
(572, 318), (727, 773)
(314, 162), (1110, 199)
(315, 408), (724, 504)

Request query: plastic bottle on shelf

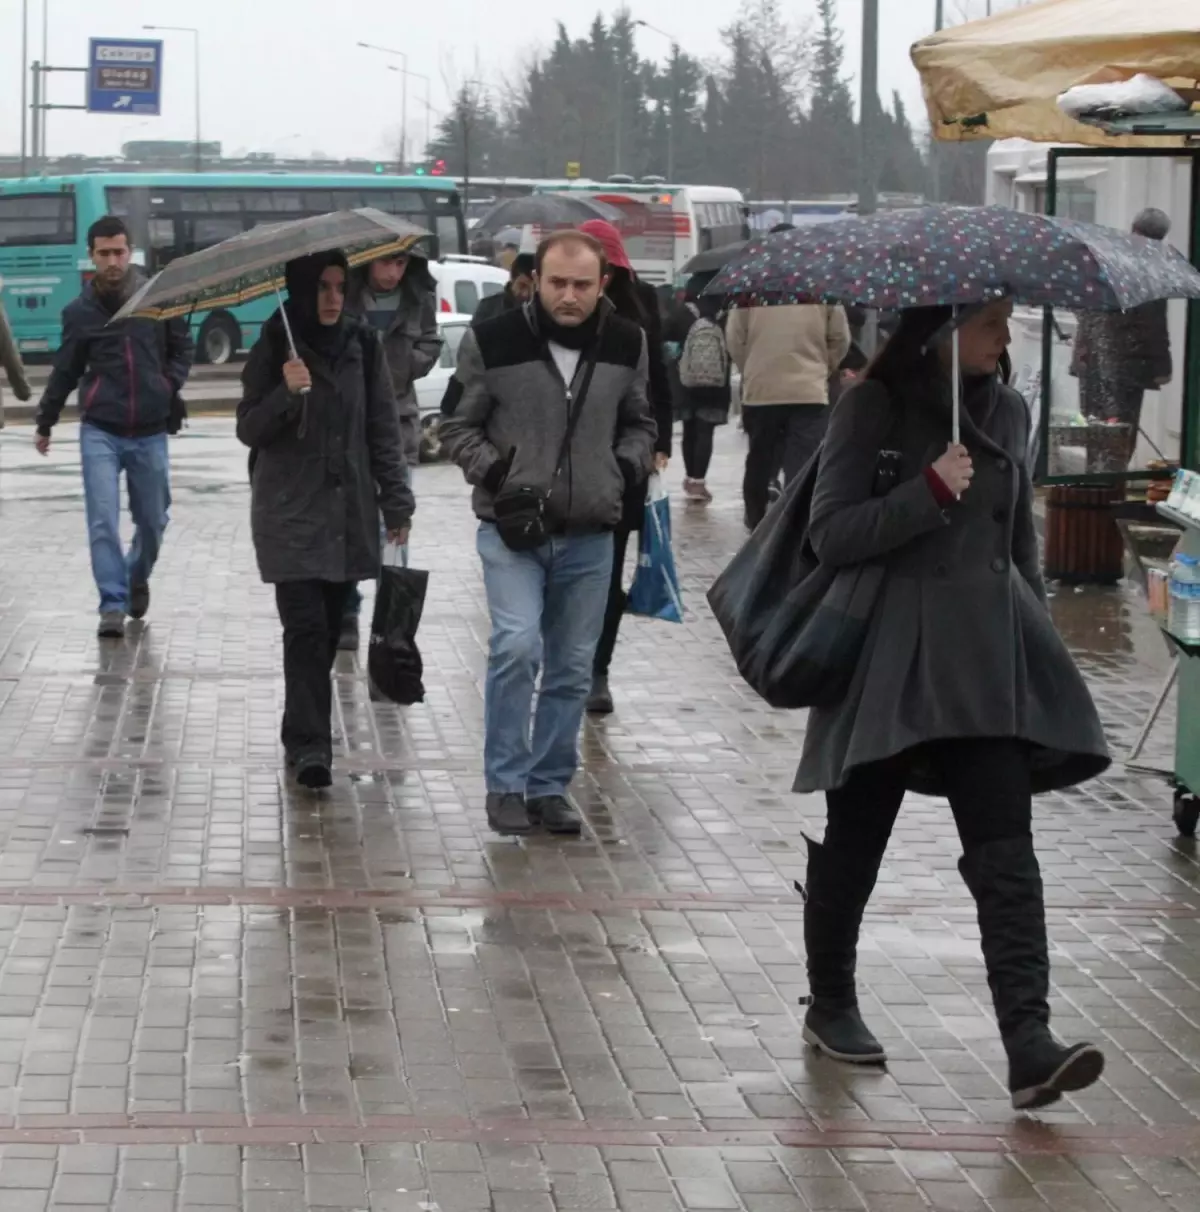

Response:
(1167, 469), (1190, 514)
(1168, 553), (1200, 643)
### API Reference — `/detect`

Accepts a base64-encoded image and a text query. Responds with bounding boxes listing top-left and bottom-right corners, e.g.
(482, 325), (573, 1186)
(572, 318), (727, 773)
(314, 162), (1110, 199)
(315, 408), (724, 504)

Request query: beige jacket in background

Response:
(727, 302), (851, 407)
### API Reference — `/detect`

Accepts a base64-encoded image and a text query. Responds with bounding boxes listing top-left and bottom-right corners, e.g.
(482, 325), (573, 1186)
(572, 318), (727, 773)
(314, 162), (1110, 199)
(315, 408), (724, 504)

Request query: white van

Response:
(429, 255), (508, 318)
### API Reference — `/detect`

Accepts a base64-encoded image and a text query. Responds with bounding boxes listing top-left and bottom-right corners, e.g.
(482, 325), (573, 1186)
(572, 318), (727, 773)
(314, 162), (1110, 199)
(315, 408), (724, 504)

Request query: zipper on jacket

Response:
(545, 354), (580, 521)
(125, 337), (137, 433)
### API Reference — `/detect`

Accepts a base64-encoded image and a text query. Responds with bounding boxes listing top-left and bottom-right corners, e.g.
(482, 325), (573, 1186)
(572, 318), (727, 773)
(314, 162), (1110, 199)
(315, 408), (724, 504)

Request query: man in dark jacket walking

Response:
(440, 230), (656, 837)
(340, 247), (440, 649)
(0, 292), (33, 428)
(1071, 208), (1174, 469)
(471, 253), (536, 330)
(34, 216), (194, 638)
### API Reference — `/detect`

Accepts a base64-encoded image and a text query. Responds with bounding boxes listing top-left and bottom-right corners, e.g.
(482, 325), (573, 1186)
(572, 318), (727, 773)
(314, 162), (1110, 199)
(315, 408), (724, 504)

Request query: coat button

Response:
(934, 562), (948, 578)
(993, 506), (1007, 523)
(991, 557), (1008, 573)
(996, 456), (1010, 471)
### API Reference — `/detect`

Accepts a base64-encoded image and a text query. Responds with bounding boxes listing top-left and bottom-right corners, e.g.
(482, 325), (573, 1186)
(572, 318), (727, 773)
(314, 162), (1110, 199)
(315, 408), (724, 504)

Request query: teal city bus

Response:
(0, 172), (467, 363)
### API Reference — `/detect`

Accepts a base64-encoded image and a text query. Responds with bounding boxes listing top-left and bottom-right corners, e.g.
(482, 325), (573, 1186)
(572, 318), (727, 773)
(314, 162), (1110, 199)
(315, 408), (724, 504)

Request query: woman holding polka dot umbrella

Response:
(707, 206), (1200, 1111)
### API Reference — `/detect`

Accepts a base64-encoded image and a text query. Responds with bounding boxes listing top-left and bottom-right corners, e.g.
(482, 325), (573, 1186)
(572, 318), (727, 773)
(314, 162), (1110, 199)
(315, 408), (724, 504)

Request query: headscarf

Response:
(577, 220), (632, 272)
(577, 220), (645, 328)
(282, 250), (351, 364)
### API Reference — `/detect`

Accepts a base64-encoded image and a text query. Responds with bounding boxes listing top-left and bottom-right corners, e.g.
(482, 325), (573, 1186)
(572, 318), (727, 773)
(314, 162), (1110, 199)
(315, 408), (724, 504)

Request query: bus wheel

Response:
(198, 314), (240, 365)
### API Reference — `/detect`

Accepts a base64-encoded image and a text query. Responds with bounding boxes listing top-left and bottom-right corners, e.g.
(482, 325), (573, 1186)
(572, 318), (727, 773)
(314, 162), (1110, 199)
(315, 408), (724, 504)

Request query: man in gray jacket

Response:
(341, 248), (441, 649)
(440, 230), (656, 837)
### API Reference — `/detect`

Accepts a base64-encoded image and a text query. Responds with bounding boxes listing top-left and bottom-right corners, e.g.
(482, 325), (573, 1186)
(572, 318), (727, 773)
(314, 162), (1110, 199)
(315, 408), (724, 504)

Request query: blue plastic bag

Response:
(627, 474), (684, 624)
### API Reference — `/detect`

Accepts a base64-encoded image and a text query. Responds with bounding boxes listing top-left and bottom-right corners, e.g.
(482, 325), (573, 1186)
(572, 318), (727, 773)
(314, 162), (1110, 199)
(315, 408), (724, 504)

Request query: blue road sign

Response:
(87, 38), (163, 115)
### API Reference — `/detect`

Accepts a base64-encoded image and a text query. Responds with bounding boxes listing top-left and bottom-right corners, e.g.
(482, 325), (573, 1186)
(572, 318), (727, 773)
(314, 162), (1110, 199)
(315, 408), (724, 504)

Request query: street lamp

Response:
(633, 19), (681, 182)
(143, 25), (202, 172)
(359, 42), (409, 171)
(388, 65), (432, 168)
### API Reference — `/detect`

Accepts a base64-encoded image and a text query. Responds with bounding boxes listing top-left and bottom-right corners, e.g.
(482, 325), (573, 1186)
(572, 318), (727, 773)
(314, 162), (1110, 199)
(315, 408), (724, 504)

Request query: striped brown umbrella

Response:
(114, 207), (433, 325)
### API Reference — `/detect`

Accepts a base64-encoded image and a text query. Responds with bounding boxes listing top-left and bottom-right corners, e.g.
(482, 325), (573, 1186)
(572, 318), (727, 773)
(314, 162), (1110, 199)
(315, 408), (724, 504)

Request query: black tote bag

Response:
(706, 450), (885, 710)
(369, 564), (429, 706)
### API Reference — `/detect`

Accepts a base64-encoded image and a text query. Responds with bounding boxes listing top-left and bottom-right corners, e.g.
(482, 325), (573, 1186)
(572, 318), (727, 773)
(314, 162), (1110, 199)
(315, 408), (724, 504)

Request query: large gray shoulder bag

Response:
(707, 413), (901, 710)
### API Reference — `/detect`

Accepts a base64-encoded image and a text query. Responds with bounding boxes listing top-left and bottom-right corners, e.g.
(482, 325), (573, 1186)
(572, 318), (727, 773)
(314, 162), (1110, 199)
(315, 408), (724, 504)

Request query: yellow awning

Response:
(911, 0), (1200, 147)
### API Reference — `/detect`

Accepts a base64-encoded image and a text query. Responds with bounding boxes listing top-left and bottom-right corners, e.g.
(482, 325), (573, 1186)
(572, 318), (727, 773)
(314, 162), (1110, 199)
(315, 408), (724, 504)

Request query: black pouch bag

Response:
(492, 320), (605, 553)
(369, 563), (428, 706)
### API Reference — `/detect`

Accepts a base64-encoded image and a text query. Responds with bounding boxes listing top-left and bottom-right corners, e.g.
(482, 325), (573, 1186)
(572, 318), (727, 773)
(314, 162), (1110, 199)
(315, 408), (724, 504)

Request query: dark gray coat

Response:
(345, 259), (441, 465)
(440, 300), (656, 533)
(236, 315), (415, 585)
(795, 373), (1110, 797)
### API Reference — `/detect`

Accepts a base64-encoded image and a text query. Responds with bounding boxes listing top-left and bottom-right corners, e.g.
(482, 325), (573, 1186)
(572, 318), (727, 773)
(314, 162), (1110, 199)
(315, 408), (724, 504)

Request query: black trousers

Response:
(742, 405), (827, 528)
(593, 524), (632, 678)
(825, 739), (1033, 857)
(275, 580), (353, 761)
(682, 419), (716, 481)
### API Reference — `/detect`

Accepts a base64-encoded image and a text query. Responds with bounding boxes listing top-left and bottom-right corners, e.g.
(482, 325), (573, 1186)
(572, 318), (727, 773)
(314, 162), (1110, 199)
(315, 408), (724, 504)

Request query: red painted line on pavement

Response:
(0, 884), (1192, 917)
(0, 1113), (1195, 1156)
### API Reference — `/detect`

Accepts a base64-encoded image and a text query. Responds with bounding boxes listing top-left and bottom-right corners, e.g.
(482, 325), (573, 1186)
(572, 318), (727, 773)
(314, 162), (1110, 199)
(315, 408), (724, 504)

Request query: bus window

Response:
(189, 216), (245, 253)
(454, 281), (479, 315)
(0, 193), (76, 247)
(436, 214), (462, 256)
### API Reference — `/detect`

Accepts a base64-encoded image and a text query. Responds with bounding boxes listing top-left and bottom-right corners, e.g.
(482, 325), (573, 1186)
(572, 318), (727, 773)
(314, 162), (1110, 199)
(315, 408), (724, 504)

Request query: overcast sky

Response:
(1, 0), (1005, 164)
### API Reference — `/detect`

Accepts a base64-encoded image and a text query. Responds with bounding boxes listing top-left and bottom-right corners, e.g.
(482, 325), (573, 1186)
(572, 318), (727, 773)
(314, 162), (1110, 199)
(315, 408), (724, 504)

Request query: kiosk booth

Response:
(912, 0), (1200, 835)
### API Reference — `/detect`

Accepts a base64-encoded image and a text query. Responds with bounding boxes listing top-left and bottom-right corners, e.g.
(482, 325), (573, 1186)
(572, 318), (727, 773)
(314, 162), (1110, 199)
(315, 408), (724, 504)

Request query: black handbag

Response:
(369, 562), (428, 706)
(492, 321), (605, 552)
(707, 407), (903, 710)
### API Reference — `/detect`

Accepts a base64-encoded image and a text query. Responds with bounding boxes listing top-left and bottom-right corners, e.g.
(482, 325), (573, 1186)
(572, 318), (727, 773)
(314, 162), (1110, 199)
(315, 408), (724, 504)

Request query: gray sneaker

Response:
(486, 792), (533, 836)
(97, 611), (126, 639)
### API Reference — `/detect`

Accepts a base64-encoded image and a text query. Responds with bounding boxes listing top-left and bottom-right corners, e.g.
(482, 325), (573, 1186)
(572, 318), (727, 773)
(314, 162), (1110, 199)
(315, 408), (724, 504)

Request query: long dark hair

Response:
(864, 305), (953, 392)
(605, 266), (648, 328)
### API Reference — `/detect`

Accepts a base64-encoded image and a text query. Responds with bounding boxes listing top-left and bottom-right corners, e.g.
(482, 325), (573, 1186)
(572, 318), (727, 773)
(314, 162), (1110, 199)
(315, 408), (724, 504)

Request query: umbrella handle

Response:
(275, 285), (312, 397)
(951, 309), (961, 448)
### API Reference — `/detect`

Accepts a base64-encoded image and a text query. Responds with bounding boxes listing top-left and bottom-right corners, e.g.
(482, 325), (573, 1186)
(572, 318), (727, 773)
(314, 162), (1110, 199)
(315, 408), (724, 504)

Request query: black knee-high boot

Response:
(958, 836), (1105, 1111)
(798, 835), (888, 1064)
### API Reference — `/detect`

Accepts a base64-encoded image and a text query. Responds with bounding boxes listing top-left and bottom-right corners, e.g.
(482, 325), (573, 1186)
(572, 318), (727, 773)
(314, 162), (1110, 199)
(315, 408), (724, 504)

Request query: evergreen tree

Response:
(806, 0), (858, 195)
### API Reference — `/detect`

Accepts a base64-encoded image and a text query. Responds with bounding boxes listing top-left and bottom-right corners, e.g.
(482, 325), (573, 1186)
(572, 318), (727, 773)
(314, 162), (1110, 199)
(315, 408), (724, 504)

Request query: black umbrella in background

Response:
(474, 194), (622, 234)
(682, 239), (750, 277)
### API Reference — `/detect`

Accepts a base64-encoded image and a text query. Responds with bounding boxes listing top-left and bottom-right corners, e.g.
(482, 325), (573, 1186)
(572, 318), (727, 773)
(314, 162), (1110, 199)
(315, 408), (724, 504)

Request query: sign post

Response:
(87, 38), (163, 115)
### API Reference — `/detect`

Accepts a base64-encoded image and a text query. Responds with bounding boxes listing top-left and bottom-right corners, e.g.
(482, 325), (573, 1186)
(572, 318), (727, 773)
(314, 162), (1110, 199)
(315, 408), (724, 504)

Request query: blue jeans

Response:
(79, 424), (171, 615)
(477, 522), (613, 797)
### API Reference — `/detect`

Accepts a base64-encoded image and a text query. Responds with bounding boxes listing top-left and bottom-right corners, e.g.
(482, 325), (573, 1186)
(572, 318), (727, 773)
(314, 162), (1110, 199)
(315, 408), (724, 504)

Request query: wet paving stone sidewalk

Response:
(0, 420), (1196, 1209)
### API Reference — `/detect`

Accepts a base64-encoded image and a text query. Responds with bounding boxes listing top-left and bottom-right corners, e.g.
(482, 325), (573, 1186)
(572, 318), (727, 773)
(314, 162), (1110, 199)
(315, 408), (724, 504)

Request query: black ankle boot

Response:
(798, 836), (888, 1065)
(959, 837), (1105, 1111)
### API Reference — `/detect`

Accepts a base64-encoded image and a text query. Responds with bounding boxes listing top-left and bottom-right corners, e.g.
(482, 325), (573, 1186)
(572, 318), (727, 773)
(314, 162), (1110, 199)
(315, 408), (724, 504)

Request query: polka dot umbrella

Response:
(706, 205), (1200, 312)
(706, 205), (1200, 441)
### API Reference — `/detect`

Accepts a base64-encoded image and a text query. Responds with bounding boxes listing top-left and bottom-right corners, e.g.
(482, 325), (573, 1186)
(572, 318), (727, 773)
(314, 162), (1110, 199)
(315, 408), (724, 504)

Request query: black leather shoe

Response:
(130, 582), (150, 620)
(486, 793), (533, 836)
(337, 617), (360, 652)
(802, 1000), (887, 1064)
(586, 675), (614, 715)
(527, 795), (583, 835)
(1008, 1036), (1105, 1111)
(295, 753), (333, 790)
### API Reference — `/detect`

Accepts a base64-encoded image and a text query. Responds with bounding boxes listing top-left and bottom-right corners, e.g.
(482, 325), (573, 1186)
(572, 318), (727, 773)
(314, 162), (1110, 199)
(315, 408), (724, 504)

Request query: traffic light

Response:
(431, 159), (446, 177)
(373, 163), (385, 174)
(414, 165), (427, 176)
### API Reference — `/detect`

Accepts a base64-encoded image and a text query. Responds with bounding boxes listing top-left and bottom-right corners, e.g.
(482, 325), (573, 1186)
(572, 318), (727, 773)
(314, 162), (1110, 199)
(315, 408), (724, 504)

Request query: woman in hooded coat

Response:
(237, 251), (415, 789)
(795, 300), (1110, 1113)
(576, 219), (672, 716)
